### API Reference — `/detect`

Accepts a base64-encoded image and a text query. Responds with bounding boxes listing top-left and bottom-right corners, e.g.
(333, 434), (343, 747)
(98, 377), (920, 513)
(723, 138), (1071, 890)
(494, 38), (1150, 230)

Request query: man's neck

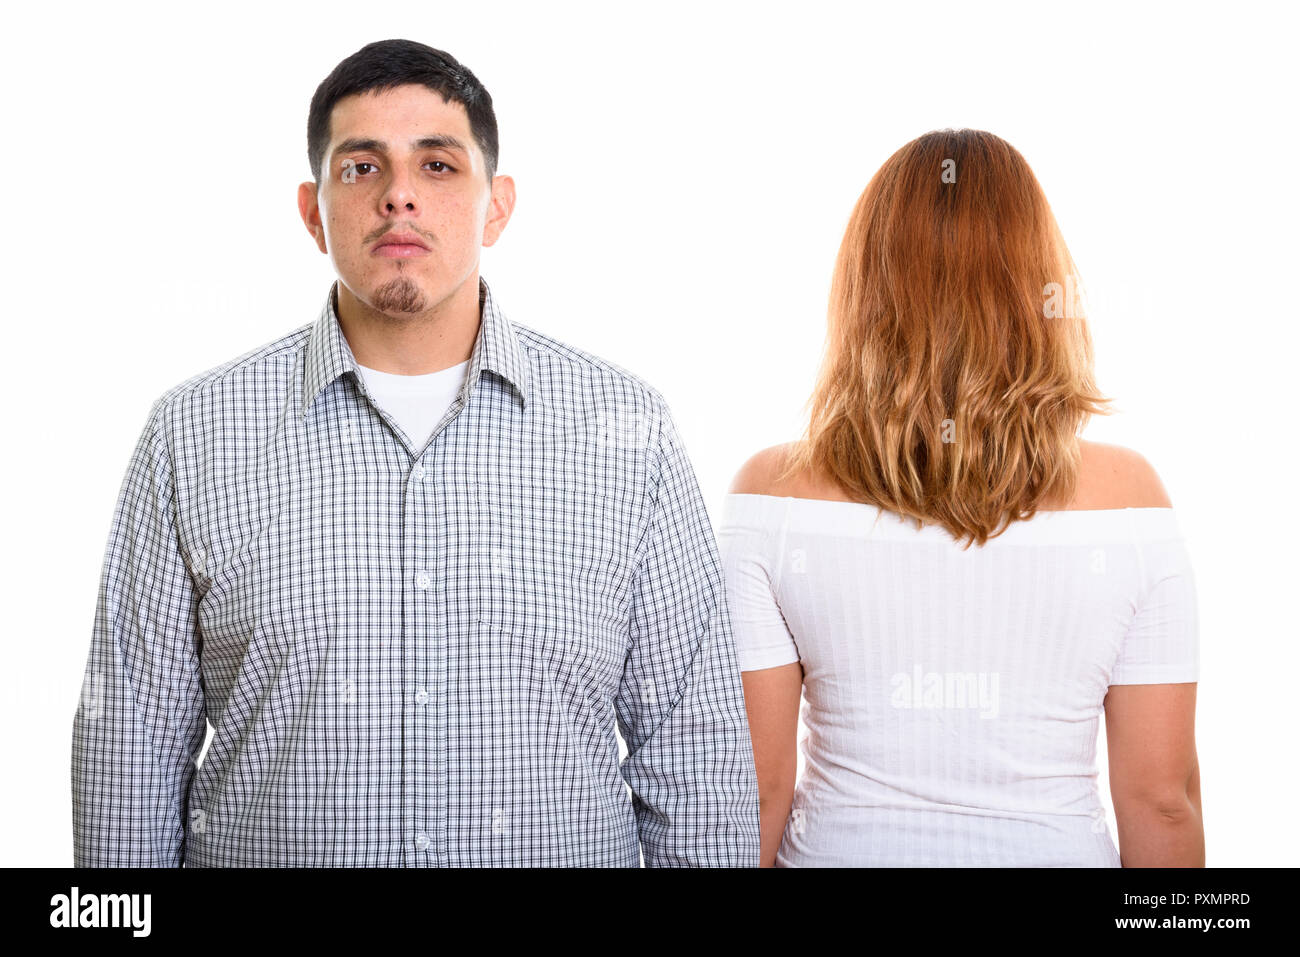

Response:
(334, 275), (481, 375)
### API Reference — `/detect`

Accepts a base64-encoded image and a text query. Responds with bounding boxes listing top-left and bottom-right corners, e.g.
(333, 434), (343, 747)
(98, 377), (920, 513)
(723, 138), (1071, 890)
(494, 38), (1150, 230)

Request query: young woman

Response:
(720, 129), (1203, 867)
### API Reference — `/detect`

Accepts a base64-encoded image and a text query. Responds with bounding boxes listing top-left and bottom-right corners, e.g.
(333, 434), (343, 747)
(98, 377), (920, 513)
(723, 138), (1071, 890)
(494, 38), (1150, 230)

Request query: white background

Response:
(2, 0), (1295, 866)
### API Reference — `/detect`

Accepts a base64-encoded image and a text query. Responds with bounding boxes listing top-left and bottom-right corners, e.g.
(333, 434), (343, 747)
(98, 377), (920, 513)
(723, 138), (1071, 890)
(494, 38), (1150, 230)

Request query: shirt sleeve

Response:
(71, 396), (208, 866)
(717, 495), (801, 671)
(1109, 537), (1200, 685)
(612, 399), (761, 867)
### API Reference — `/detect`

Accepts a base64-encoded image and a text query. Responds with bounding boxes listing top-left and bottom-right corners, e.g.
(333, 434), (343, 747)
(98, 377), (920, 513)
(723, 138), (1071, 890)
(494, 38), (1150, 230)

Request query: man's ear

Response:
(297, 181), (328, 253)
(482, 174), (516, 248)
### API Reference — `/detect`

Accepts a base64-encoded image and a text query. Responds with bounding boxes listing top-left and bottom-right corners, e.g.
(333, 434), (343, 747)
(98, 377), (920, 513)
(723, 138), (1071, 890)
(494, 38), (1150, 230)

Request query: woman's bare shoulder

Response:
(728, 443), (799, 496)
(728, 442), (855, 501)
(1061, 440), (1174, 509)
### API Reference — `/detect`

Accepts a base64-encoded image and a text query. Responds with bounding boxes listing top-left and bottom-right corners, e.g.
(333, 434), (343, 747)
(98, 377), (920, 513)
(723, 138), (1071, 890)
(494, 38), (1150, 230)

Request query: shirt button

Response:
(412, 465), (426, 482)
(415, 571), (431, 590)
(414, 832), (430, 851)
(415, 688), (429, 705)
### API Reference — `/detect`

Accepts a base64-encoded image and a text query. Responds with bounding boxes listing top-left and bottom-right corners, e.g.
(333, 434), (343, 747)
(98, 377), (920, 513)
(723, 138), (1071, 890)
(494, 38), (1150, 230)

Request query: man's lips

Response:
(372, 232), (430, 258)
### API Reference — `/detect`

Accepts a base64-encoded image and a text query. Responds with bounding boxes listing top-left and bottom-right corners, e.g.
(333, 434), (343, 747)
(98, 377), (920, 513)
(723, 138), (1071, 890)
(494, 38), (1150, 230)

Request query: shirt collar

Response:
(300, 274), (530, 420)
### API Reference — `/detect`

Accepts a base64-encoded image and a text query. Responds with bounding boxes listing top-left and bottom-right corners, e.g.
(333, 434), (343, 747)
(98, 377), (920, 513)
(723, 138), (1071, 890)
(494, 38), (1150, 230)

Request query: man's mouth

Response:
(373, 232), (431, 258)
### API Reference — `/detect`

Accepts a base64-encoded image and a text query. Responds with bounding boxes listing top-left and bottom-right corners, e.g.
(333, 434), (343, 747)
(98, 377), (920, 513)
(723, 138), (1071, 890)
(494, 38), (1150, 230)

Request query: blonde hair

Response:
(782, 129), (1113, 547)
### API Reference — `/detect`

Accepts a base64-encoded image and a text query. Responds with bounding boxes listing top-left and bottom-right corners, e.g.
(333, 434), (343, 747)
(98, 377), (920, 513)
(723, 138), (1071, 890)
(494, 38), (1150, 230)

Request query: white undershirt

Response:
(356, 360), (470, 451)
(717, 493), (1199, 868)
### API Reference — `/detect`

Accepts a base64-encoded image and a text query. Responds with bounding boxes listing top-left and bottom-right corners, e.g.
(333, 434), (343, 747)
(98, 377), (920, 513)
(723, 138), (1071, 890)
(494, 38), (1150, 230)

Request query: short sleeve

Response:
(716, 495), (801, 671)
(1109, 536), (1199, 685)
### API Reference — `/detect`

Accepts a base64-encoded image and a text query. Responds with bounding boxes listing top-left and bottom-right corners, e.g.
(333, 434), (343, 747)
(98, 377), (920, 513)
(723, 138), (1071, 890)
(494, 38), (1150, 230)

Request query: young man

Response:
(71, 39), (759, 867)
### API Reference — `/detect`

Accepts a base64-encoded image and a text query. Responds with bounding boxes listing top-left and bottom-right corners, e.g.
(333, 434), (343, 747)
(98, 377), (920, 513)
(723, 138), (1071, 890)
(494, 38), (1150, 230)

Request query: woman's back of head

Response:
(785, 128), (1114, 547)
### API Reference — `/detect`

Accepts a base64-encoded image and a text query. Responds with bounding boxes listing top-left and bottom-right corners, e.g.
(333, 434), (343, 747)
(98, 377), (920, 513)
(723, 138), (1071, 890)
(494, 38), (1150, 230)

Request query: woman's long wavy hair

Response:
(781, 129), (1113, 547)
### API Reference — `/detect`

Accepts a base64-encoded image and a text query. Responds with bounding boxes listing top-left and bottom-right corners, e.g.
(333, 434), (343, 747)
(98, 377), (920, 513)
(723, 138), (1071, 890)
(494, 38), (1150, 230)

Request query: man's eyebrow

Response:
(413, 134), (469, 154)
(331, 134), (471, 160)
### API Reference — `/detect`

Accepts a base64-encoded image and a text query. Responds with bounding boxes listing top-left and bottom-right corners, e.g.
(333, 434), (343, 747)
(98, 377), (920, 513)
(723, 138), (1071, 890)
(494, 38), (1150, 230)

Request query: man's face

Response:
(299, 83), (509, 317)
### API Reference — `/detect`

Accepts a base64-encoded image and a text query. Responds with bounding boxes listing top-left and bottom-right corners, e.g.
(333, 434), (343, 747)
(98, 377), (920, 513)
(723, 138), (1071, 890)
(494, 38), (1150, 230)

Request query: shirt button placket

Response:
(404, 456), (435, 863)
(407, 455), (445, 864)
(429, 459), (448, 865)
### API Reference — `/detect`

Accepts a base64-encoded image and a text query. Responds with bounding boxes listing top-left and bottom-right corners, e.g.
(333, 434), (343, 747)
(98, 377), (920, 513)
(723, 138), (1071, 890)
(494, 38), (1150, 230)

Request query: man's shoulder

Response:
(151, 321), (314, 415)
(511, 320), (669, 413)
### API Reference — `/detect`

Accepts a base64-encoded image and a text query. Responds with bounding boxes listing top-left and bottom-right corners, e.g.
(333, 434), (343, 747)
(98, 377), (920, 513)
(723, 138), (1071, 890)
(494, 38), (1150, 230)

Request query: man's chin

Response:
(368, 275), (429, 315)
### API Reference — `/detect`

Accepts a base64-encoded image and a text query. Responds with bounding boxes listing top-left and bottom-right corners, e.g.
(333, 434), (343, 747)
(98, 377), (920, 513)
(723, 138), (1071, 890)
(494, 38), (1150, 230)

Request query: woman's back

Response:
(719, 440), (1199, 867)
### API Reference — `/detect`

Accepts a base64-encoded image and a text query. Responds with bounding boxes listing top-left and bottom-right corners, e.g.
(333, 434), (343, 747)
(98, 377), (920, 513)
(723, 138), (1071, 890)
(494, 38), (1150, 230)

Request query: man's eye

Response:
(353, 162), (377, 175)
(427, 161), (455, 173)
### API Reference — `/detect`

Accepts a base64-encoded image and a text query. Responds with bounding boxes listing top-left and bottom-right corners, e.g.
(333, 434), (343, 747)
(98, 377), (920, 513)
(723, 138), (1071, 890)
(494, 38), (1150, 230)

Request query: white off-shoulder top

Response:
(717, 493), (1199, 867)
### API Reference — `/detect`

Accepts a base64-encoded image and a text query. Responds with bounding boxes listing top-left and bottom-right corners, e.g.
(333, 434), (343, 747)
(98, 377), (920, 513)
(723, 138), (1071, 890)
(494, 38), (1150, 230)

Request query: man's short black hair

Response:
(307, 39), (498, 187)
